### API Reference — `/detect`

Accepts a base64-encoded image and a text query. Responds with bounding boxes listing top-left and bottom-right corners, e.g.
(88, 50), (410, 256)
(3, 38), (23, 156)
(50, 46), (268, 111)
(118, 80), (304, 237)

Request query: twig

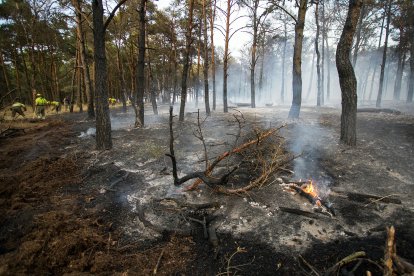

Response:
(299, 255), (320, 276)
(325, 251), (366, 275)
(153, 248), (165, 275)
(384, 226), (395, 276)
(363, 194), (401, 207)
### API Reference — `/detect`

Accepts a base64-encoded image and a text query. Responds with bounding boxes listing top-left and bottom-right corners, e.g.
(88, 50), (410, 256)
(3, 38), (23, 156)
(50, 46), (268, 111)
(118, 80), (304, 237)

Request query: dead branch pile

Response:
(166, 107), (294, 195)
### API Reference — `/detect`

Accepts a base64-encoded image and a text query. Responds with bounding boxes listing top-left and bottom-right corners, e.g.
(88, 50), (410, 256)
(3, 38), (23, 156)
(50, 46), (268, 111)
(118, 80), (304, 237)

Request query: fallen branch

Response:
(299, 255), (320, 276)
(186, 124), (286, 191)
(363, 194), (401, 207)
(153, 248), (165, 275)
(279, 207), (322, 219)
(325, 251), (366, 275)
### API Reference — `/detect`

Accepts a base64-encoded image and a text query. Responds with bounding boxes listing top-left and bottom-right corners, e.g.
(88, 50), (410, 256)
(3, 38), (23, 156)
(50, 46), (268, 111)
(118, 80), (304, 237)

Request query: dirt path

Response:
(0, 105), (413, 275)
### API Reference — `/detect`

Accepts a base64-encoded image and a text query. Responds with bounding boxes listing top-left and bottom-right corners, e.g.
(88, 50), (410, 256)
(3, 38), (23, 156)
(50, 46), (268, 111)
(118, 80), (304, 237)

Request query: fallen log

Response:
(357, 108), (401, 115)
(279, 207), (322, 219)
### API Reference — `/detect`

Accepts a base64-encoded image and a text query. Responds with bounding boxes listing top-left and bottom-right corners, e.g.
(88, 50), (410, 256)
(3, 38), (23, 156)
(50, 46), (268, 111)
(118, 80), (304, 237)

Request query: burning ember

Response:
(281, 179), (335, 217)
(301, 181), (322, 207)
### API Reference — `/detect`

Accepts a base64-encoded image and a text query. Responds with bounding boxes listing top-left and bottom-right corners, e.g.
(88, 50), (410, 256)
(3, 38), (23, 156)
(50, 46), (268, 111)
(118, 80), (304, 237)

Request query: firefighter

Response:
(35, 93), (48, 119)
(10, 99), (27, 119)
(49, 101), (61, 113)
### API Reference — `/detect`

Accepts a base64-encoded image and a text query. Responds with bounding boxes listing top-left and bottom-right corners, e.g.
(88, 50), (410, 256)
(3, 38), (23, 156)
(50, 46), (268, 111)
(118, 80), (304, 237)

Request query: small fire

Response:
(301, 180), (322, 207)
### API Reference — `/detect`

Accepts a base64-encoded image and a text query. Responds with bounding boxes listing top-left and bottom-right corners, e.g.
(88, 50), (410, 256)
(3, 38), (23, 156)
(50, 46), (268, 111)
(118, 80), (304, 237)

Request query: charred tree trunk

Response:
(315, 2), (322, 107)
(202, 0), (210, 115)
(250, 0), (259, 108)
(288, 0), (308, 118)
(222, 0), (232, 113)
(209, 0), (217, 111)
(73, 0), (94, 119)
(352, 2), (366, 67)
(376, 0), (392, 108)
(280, 22), (287, 103)
(92, 0), (112, 149)
(407, 22), (414, 103)
(325, 35), (331, 101)
(336, 0), (362, 146)
(306, 50), (315, 100)
(134, 0), (146, 127)
(179, 0), (195, 122)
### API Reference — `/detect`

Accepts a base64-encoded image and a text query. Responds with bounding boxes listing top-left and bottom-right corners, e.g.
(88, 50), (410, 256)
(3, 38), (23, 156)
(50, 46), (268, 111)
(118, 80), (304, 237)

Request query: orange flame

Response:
(301, 180), (322, 207)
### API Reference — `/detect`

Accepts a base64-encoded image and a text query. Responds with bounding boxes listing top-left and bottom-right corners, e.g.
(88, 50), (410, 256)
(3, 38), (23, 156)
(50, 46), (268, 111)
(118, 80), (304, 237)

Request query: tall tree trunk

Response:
(352, 2), (366, 67)
(135, 0), (147, 127)
(202, 0), (210, 115)
(77, 48), (83, 112)
(288, 0), (308, 118)
(325, 35), (331, 101)
(376, 0), (392, 108)
(0, 54), (11, 101)
(315, 2), (322, 107)
(195, 21), (202, 108)
(306, 50), (315, 100)
(280, 23), (287, 103)
(223, 0), (232, 113)
(209, 0), (217, 110)
(368, 10), (386, 101)
(179, 0), (195, 121)
(73, 0), (95, 118)
(250, 0), (258, 108)
(147, 50), (158, 115)
(116, 43), (127, 113)
(393, 52), (405, 101)
(92, 0), (112, 150)
(336, 0), (362, 146)
(407, 24), (414, 103)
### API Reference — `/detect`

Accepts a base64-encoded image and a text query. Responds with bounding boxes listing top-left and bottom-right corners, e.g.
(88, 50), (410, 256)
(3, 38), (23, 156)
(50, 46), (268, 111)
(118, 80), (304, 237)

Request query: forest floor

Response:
(0, 103), (413, 275)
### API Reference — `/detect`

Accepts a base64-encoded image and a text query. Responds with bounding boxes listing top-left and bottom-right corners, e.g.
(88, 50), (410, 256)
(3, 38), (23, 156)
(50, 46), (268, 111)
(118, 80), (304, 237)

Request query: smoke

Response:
(286, 122), (333, 197)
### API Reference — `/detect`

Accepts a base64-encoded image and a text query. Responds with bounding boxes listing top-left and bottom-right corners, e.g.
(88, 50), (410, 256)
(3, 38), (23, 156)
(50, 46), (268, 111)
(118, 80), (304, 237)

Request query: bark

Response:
(179, 0), (195, 122)
(116, 44), (127, 113)
(376, 0), (392, 108)
(73, 0), (95, 118)
(408, 22), (414, 103)
(336, 0), (362, 146)
(202, 0), (211, 115)
(280, 23), (287, 103)
(92, 0), (112, 149)
(209, 0), (217, 110)
(315, 2), (322, 107)
(368, 11), (386, 101)
(135, 0), (146, 127)
(250, 0), (259, 108)
(305, 50), (315, 100)
(325, 35), (331, 101)
(223, 0), (232, 113)
(147, 53), (158, 115)
(352, 2), (366, 67)
(288, 0), (308, 118)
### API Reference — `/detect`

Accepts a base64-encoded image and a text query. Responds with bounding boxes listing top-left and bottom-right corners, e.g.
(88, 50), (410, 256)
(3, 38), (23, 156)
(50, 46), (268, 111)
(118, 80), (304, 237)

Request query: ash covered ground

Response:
(0, 103), (413, 275)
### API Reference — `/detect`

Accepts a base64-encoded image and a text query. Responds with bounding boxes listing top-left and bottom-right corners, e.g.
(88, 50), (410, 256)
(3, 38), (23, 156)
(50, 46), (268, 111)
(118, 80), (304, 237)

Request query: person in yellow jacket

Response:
(35, 93), (48, 119)
(10, 99), (27, 119)
(49, 101), (61, 114)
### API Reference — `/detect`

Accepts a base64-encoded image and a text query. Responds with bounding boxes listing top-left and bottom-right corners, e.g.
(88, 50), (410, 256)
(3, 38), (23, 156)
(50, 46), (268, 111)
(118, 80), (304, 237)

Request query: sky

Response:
(155, 0), (253, 58)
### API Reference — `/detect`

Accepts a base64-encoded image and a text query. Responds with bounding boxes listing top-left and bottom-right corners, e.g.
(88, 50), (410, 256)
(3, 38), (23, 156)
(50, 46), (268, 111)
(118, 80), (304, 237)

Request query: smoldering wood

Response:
(279, 207), (323, 219)
(286, 183), (336, 216)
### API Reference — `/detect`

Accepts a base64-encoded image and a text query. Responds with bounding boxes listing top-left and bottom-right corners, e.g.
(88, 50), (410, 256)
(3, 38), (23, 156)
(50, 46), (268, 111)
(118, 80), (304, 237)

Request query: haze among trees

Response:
(1, 0), (413, 148)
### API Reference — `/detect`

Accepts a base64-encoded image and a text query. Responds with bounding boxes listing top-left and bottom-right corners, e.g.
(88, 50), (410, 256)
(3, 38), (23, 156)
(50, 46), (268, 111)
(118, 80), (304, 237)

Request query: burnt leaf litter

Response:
(0, 105), (413, 275)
